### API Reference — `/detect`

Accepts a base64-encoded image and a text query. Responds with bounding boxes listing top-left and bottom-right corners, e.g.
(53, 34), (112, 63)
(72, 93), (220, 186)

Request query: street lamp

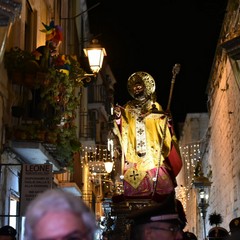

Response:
(104, 161), (114, 174)
(199, 188), (209, 237)
(192, 169), (212, 240)
(104, 127), (115, 174)
(82, 39), (106, 75)
(76, 38), (106, 83)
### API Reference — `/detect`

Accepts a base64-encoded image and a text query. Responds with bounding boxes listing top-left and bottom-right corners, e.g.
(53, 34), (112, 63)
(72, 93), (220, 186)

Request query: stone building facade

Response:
(177, 113), (209, 237)
(178, 0), (240, 238)
(0, 1), (116, 239)
(206, 0), (240, 232)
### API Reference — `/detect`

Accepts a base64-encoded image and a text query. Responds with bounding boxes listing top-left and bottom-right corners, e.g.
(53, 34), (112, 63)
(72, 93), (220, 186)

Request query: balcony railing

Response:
(79, 112), (96, 140)
(88, 84), (106, 103)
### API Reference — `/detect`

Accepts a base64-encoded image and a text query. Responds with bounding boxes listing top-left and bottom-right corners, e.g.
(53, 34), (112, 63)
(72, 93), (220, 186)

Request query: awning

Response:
(7, 141), (62, 172)
(0, 0), (22, 26)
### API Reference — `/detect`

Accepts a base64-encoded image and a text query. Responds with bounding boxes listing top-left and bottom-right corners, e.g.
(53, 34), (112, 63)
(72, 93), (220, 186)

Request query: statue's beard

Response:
(133, 92), (146, 101)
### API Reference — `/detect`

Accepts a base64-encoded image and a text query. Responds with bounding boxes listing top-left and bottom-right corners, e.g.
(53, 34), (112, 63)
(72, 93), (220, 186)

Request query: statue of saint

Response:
(113, 71), (182, 201)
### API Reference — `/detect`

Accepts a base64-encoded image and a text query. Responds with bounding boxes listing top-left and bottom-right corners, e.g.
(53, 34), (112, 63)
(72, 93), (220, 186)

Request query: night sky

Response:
(86, 0), (228, 125)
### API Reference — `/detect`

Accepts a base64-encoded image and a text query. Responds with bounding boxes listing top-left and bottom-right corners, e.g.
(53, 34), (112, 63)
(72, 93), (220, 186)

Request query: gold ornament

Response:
(127, 71), (155, 98)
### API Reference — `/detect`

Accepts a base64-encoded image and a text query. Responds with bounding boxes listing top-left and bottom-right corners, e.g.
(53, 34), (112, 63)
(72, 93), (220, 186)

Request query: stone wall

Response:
(207, 55), (240, 231)
(178, 0), (240, 238)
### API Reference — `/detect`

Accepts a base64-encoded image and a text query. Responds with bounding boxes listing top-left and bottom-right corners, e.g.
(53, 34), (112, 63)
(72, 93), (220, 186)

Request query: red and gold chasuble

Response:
(114, 101), (182, 197)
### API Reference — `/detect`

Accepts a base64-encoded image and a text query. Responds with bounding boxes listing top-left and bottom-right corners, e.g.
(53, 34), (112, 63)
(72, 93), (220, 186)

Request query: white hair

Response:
(24, 188), (97, 240)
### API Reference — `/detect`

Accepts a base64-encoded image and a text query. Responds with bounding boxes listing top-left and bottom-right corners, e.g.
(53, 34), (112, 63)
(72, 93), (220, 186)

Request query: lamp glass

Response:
(83, 39), (107, 74)
(87, 49), (104, 73)
(104, 161), (113, 173)
(205, 193), (209, 200)
(199, 189), (205, 199)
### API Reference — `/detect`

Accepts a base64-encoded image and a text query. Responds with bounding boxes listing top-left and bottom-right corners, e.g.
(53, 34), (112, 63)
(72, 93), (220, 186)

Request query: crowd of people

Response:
(1, 188), (240, 240)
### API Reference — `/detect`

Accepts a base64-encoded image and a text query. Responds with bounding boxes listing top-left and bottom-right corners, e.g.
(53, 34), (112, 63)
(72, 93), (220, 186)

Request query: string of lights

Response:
(176, 143), (201, 210)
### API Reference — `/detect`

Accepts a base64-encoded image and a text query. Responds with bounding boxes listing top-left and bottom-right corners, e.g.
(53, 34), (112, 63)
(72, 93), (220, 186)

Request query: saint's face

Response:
(132, 81), (146, 101)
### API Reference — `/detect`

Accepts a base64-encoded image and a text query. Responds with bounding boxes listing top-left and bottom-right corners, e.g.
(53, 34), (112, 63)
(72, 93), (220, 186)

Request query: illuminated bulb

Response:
(104, 161), (114, 173)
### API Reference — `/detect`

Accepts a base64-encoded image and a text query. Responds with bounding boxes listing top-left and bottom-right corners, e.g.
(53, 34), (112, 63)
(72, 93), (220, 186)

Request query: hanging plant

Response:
(5, 21), (87, 168)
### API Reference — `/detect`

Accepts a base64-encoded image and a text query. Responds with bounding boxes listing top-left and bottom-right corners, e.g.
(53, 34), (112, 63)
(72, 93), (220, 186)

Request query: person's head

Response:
(24, 188), (97, 240)
(229, 217), (240, 235)
(128, 196), (187, 240)
(208, 227), (229, 240)
(0, 225), (17, 240)
(183, 231), (197, 240)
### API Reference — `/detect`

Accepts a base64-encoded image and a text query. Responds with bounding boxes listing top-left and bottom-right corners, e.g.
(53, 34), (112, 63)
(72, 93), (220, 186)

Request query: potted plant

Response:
(4, 47), (36, 84)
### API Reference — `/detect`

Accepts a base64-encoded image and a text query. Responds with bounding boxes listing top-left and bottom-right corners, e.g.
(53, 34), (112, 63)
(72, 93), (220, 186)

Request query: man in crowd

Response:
(128, 194), (187, 240)
(227, 217), (240, 240)
(24, 189), (97, 240)
(183, 231), (198, 240)
(0, 225), (17, 240)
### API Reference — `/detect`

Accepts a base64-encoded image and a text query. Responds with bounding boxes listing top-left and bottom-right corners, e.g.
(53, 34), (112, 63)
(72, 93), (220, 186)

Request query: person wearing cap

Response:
(113, 71), (182, 200)
(24, 188), (97, 240)
(128, 195), (187, 240)
(0, 225), (17, 240)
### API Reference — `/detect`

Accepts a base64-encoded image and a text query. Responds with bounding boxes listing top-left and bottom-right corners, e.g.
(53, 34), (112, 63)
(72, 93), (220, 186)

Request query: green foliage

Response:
(4, 47), (35, 72)
(5, 48), (86, 167)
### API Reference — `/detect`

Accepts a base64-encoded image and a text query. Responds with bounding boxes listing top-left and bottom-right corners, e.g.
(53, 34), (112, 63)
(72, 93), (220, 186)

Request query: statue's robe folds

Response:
(114, 101), (182, 199)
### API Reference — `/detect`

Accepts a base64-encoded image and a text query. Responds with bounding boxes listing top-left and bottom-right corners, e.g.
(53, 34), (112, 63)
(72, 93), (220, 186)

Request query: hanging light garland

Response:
(176, 142), (201, 207)
(80, 145), (117, 188)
